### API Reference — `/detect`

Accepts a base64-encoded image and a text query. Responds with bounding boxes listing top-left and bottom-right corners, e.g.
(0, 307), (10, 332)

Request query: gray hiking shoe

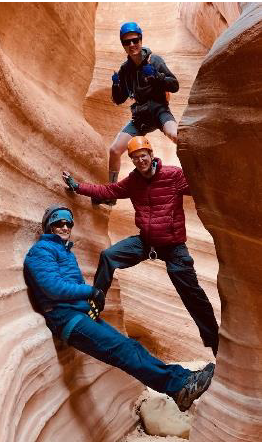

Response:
(173, 362), (215, 412)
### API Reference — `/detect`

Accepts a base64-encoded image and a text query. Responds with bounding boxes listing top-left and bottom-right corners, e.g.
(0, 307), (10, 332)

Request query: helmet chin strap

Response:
(140, 158), (157, 179)
(150, 159), (157, 176)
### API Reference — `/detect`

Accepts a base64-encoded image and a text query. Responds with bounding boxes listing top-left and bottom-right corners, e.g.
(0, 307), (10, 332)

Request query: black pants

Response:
(94, 235), (219, 355)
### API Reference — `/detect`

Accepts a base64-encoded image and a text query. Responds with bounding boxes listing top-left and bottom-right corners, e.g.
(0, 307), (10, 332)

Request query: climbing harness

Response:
(149, 246), (157, 260)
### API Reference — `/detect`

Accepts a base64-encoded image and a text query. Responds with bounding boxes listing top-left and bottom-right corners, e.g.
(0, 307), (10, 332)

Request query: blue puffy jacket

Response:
(24, 234), (94, 339)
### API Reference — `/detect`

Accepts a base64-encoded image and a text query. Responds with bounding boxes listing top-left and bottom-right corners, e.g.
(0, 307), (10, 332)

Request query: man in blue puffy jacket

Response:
(95, 22), (179, 205)
(24, 204), (215, 412)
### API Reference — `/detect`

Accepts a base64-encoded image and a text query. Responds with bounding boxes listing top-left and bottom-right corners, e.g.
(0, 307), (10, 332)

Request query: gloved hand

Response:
(62, 171), (79, 191)
(112, 71), (120, 85)
(142, 65), (165, 86)
(88, 299), (100, 320)
(142, 64), (157, 78)
(90, 287), (106, 313)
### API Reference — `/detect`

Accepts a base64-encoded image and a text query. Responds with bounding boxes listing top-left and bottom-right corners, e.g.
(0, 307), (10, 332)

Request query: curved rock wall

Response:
(180, 2), (240, 48)
(0, 3), (143, 442)
(179, 2), (262, 441)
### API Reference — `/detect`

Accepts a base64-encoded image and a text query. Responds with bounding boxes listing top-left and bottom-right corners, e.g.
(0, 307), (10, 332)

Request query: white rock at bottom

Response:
(140, 395), (192, 439)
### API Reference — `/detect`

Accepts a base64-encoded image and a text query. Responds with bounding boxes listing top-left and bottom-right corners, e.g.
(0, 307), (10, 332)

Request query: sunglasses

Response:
(122, 37), (141, 46)
(51, 220), (73, 229)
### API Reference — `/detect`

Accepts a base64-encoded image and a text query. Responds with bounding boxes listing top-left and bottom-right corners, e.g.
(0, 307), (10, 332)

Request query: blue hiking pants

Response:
(67, 314), (191, 395)
(94, 235), (219, 355)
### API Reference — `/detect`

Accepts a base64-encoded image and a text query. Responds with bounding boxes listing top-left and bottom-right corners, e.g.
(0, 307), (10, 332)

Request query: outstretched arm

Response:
(62, 171), (131, 200)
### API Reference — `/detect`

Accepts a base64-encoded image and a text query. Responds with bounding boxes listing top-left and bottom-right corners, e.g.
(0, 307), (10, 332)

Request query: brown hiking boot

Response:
(173, 362), (215, 412)
(91, 197), (117, 206)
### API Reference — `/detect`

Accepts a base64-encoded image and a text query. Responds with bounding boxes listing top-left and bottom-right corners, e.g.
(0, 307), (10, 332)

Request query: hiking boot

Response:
(91, 197), (117, 206)
(91, 197), (102, 205)
(105, 199), (117, 206)
(173, 362), (215, 412)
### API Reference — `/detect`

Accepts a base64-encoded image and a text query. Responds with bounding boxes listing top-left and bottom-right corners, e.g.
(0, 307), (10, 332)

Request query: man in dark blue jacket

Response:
(24, 204), (215, 412)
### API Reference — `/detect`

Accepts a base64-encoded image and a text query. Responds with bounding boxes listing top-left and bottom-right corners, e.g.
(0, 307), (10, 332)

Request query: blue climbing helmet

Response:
(120, 22), (142, 40)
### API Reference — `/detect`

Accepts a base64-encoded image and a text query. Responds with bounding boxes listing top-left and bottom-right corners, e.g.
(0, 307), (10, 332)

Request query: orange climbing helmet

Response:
(127, 136), (153, 157)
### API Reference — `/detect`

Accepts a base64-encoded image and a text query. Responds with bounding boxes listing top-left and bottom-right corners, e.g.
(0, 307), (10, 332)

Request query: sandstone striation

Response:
(0, 3), (143, 442)
(178, 2), (262, 441)
(180, 2), (240, 49)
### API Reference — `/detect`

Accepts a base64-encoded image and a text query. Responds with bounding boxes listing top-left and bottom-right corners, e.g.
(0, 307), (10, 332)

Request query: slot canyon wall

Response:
(0, 3), (143, 442)
(179, 2), (262, 441)
(1, 2), (260, 442)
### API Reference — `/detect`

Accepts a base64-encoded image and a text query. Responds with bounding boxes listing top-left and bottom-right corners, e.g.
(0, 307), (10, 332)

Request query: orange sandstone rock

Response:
(0, 3), (143, 442)
(180, 2), (240, 49)
(179, 2), (262, 441)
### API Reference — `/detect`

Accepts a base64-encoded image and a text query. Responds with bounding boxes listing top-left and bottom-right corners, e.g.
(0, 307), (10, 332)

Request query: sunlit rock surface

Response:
(179, 2), (262, 441)
(180, 2), (240, 48)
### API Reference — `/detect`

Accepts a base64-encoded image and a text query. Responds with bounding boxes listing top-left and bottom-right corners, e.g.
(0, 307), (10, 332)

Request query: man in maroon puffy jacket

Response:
(62, 136), (219, 356)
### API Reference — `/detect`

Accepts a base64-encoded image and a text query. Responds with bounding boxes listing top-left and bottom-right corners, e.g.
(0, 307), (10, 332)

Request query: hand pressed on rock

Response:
(62, 171), (79, 191)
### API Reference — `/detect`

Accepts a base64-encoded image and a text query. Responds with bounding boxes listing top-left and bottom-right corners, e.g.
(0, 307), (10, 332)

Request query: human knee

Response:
(109, 338), (143, 370)
(109, 139), (127, 158)
(171, 132), (177, 144)
(109, 144), (120, 159)
(100, 247), (114, 263)
(166, 129), (177, 144)
(163, 121), (177, 144)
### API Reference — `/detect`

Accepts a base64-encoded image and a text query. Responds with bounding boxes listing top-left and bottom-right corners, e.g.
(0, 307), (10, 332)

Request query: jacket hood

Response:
(153, 157), (162, 171)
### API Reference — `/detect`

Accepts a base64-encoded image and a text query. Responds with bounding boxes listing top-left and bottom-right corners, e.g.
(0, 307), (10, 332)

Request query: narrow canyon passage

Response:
(1, 2), (261, 442)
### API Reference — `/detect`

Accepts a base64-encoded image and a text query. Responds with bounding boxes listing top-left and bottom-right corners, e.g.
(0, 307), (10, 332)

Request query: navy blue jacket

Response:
(24, 234), (93, 315)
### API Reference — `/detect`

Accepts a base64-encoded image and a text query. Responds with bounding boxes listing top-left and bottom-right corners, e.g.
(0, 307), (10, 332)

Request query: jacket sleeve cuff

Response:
(76, 183), (91, 196)
(83, 283), (93, 299)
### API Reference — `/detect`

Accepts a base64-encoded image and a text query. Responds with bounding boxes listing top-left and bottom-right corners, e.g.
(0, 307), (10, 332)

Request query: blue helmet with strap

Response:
(120, 22), (142, 40)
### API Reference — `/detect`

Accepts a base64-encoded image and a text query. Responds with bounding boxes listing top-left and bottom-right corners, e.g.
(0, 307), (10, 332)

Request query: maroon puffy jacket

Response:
(77, 158), (190, 247)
